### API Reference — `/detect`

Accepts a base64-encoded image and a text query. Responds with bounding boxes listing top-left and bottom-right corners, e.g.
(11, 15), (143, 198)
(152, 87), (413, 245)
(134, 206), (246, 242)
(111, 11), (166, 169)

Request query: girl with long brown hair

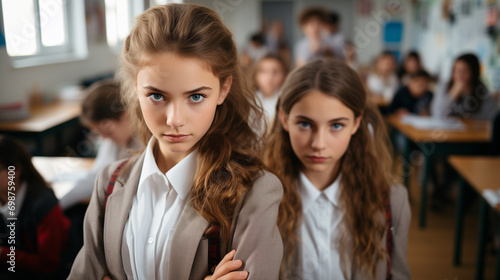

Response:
(69, 4), (283, 280)
(265, 58), (411, 279)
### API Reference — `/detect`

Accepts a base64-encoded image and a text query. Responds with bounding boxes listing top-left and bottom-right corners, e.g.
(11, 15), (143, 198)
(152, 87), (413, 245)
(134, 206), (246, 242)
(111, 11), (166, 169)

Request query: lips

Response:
(306, 156), (329, 163)
(163, 134), (190, 142)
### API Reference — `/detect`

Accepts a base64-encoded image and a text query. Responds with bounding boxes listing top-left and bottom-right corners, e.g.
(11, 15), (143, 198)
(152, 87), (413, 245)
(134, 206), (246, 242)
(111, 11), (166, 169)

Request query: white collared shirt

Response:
(298, 172), (347, 280)
(122, 137), (198, 280)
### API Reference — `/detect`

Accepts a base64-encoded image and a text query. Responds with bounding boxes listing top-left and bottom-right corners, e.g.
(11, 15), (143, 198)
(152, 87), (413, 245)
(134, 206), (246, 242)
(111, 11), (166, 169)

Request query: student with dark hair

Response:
(431, 53), (497, 120)
(294, 7), (334, 68)
(59, 80), (142, 210)
(325, 11), (345, 60)
(397, 51), (424, 86)
(0, 135), (70, 279)
(388, 70), (433, 116)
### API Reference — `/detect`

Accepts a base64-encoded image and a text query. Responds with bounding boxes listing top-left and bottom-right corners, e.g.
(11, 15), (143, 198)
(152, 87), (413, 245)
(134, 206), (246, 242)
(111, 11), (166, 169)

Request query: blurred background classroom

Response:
(1, 0), (500, 279)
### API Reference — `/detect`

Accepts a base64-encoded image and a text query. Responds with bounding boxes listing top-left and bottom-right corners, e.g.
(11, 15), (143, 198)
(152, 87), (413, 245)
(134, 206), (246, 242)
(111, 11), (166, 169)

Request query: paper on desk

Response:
(400, 115), (465, 130)
(49, 171), (88, 182)
(482, 189), (500, 208)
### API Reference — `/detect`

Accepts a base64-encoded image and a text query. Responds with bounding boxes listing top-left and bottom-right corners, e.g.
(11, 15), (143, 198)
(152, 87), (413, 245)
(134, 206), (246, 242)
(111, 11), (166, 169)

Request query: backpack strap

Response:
(385, 197), (393, 280)
(206, 224), (221, 274)
(104, 159), (129, 212)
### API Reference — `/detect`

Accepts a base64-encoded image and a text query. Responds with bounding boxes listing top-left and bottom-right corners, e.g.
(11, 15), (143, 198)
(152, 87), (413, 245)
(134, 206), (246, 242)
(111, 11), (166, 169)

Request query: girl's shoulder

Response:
(95, 152), (145, 191)
(242, 170), (283, 203)
(389, 184), (411, 222)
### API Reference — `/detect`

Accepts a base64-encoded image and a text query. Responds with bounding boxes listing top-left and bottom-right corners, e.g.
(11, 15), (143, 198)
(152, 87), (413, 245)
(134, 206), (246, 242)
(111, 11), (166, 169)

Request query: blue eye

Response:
(189, 94), (205, 103)
(298, 122), (311, 129)
(148, 93), (164, 102)
(331, 123), (344, 130)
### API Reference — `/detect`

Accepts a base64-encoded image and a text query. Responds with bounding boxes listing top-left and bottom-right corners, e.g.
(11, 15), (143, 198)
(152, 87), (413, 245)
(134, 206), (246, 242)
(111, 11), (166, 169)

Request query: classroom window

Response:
(105, 0), (144, 51)
(0, 0), (87, 68)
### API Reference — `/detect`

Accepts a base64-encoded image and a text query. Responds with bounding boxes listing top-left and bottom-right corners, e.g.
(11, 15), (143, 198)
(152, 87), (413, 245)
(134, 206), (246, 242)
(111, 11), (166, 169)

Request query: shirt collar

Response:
(138, 137), (198, 200)
(298, 171), (342, 211)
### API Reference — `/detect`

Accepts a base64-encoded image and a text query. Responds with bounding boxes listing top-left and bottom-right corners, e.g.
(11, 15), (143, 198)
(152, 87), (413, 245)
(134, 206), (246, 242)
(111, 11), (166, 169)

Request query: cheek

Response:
(331, 133), (352, 158)
(288, 128), (310, 153)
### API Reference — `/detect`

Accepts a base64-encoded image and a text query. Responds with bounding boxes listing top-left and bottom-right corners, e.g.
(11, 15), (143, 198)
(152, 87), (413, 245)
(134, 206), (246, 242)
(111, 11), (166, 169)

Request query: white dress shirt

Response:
(121, 137), (198, 280)
(298, 172), (347, 280)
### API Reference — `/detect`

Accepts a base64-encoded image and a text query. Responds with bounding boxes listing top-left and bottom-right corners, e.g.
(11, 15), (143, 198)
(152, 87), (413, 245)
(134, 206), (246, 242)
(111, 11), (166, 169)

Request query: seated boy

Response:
(388, 70), (433, 116)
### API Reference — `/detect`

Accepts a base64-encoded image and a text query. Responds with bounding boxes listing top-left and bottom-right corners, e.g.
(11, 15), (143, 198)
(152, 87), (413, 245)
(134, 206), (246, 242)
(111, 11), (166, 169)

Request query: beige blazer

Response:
(283, 184), (412, 280)
(68, 152), (284, 280)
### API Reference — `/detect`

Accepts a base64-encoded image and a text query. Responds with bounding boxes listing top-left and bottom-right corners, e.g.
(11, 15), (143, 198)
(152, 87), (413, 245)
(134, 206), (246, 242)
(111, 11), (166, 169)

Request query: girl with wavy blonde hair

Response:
(69, 4), (283, 280)
(265, 58), (411, 279)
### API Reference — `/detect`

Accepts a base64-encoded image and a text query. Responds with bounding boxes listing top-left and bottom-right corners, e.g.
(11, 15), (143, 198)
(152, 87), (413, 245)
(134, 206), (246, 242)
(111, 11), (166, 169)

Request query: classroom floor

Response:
(406, 164), (497, 280)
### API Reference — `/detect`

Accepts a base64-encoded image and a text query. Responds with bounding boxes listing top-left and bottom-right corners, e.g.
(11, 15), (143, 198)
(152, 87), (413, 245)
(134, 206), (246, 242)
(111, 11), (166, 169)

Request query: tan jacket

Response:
(68, 152), (284, 280)
(283, 185), (411, 280)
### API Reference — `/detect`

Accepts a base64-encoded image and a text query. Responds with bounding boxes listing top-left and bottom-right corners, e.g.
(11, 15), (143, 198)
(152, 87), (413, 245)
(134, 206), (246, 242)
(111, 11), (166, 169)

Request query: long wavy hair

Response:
(116, 4), (266, 240)
(264, 59), (394, 278)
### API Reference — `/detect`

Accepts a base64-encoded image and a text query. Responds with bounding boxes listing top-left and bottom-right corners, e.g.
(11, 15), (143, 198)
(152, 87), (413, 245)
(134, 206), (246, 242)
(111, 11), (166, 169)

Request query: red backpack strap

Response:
(104, 159), (129, 212)
(206, 224), (221, 274)
(385, 197), (393, 280)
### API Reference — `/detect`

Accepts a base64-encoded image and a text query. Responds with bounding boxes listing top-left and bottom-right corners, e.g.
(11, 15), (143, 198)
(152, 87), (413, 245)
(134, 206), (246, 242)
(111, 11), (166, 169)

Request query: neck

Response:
(260, 89), (276, 98)
(303, 161), (341, 191)
(155, 142), (190, 174)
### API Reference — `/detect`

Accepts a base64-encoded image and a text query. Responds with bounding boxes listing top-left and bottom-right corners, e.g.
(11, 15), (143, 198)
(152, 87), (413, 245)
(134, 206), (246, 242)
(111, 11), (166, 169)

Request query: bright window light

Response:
(2, 0), (38, 56)
(39, 0), (66, 47)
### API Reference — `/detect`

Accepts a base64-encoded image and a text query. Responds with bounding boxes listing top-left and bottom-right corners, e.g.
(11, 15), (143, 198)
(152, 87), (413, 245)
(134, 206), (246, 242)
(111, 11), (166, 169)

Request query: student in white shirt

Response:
(366, 51), (399, 103)
(265, 59), (411, 280)
(252, 53), (288, 135)
(294, 7), (335, 68)
(68, 4), (283, 280)
(60, 81), (142, 210)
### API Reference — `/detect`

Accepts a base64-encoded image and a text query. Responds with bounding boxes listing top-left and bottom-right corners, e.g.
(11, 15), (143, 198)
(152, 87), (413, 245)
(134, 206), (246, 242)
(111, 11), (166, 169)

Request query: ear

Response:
(218, 76), (233, 105)
(351, 112), (363, 135)
(279, 108), (289, 132)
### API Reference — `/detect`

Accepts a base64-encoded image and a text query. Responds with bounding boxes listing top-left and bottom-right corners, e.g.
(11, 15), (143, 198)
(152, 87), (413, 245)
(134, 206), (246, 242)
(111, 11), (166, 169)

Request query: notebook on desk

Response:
(400, 115), (465, 130)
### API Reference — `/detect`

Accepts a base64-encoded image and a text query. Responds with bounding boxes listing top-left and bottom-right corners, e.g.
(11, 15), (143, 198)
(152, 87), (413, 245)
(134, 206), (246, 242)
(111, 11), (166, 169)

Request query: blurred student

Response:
(266, 59), (411, 279)
(366, 51), (399, 103)
(388, 70), (433, 116)
(0, 135), (70, 279)
(431, 53), (498, 120)
(294, 7), (334, 68)
(241, 33), (268, 68)
(324, 11), (345, 60)
(253, 54), (288, 131)
(397, 51), (424, 86)
(59, 81), (142, 210)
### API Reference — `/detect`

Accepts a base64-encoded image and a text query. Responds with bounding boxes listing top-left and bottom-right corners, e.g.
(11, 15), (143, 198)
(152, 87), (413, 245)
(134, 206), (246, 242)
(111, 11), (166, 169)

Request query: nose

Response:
(311, 128), (327, 151)
(166, 102), (186, 128)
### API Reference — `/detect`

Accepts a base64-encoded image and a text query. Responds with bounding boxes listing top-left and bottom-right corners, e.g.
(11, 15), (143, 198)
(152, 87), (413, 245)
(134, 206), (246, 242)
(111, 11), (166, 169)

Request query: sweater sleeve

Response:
(0, 205), (70, 273)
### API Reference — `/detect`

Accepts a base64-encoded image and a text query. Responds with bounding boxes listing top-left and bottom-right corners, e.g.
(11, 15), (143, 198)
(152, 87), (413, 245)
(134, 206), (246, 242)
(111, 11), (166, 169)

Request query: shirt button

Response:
(148, 237), (154, 244)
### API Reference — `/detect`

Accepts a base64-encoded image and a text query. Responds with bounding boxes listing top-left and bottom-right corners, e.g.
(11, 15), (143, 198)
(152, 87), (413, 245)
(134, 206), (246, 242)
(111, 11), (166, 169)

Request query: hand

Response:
(449, 81), (465, 99)
(102, 276), (112, 280)
(204, 249), (248, 280)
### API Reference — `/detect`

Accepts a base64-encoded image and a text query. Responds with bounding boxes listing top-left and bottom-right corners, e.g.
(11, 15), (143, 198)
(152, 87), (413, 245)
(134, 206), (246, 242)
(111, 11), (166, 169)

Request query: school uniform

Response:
(60, 137), (143, 210)
(68, 137), (283, 280)
(0, 183), (71, 279)
(283, 172), (411, 280)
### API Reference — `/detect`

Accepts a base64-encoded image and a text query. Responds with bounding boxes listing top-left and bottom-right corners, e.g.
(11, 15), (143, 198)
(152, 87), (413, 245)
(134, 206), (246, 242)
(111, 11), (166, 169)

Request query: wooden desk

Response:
(387, 115), (491, 228)
(0, 101), (81, 155)
(449, 156), (500, 280)
(32, 156), (94, 199)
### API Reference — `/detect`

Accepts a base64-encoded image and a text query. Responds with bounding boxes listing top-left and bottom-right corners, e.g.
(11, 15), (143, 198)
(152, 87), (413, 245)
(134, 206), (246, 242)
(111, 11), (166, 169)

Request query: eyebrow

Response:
(294, 115), (349, 122)
(142, 86), (212, 94)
